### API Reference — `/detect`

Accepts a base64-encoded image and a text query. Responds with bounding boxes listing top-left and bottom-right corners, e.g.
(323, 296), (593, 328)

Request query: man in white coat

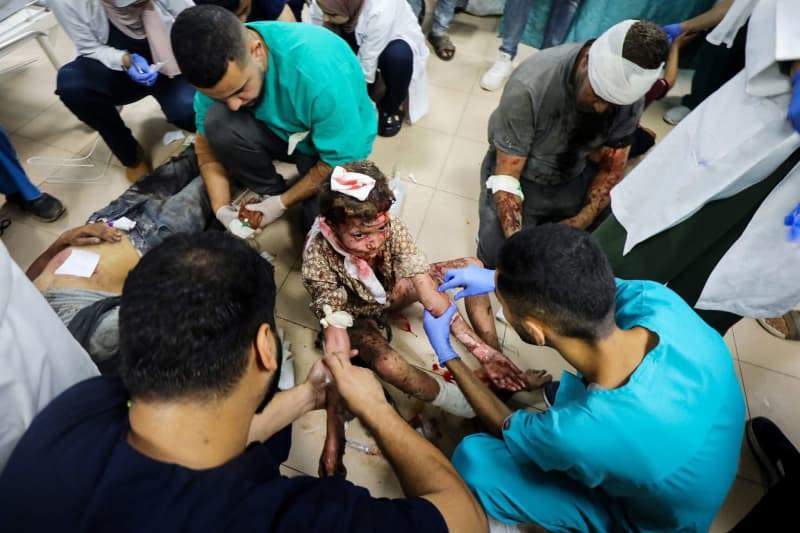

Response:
(0, 241), (98, 471)
(594, 0), (800, 335)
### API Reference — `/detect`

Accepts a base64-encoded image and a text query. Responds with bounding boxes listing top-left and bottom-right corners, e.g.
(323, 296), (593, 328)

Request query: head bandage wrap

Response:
(331, 166), (376, 201)
(588, 20), (663, 106)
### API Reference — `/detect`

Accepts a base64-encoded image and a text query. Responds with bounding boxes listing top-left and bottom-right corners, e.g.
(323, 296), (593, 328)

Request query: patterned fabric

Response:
(302, 217), (429, 318)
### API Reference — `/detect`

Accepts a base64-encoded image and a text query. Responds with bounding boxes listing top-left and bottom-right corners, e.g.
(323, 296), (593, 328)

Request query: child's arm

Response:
(411, 272), (527, 391)
(664, 32), (698, 89)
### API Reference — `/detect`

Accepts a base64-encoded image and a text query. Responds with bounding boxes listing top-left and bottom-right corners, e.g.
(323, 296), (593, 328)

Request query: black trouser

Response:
(377, 39), (413, 115)
(682, 24), (747, 110)
(55, 22), (195, 167)
(203, 103), (320, 231)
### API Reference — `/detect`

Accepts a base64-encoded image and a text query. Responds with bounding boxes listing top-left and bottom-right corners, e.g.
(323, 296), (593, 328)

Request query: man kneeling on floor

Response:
(424, 224), (745, 532)
(0, 232), (486, 533)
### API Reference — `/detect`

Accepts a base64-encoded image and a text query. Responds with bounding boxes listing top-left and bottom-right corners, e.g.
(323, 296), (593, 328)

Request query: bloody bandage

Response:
(331, 166), (376, 201)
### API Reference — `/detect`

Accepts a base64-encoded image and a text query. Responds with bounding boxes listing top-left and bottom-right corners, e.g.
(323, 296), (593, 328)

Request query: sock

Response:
(430, 373), (476, 418)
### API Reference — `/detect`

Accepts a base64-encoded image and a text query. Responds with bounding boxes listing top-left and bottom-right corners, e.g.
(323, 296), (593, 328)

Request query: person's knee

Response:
(56, 63), (90, 104)
(371, 351), (407, 380)
(452, 434), (497, 490)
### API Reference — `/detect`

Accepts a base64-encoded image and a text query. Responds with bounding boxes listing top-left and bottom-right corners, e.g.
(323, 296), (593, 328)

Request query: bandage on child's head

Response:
(319, 161), (395, 226)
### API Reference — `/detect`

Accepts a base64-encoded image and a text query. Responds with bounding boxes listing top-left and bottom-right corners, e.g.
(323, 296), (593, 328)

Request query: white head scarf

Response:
(588, 19), (663, 106)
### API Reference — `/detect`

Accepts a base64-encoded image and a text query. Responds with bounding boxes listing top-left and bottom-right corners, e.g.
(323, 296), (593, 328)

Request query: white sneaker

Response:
(663, 105), (691, 125)
(480, 51), (514, 91)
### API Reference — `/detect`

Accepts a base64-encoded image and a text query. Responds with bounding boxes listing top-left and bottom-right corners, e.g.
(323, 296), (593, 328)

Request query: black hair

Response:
(496, 224), (616, 340)
(119, 232), (277, 401)
(194, 0), (240, 10)
(622, 20), (669, 69)
(171, 5), (248, 88)
(318, 161), (395, 226)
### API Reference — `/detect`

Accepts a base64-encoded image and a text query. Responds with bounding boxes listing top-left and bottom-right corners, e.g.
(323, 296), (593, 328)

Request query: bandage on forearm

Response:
(486, 175), (524, 200)
(320, 304), (354, 329)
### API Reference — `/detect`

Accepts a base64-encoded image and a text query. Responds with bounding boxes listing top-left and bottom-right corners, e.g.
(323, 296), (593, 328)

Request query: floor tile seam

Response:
(739, 360), (800, 382)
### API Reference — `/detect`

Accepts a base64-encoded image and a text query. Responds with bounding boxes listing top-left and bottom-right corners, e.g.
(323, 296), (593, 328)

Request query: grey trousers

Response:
(204, 102), (320, 231)
(477, 150), (597, 268)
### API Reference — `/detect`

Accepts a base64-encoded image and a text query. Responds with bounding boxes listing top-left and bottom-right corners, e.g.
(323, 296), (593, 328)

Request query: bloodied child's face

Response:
(334, 213), (390, 261)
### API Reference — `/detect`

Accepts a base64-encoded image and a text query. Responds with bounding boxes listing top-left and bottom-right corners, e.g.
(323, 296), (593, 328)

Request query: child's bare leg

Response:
(319, 387), (347, 478)
(350, 318), (438, 400)
(350, 318), (475, 417)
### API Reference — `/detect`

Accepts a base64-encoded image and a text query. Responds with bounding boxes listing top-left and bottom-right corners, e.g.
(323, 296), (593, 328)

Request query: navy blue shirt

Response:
(0, 376), (448, 533)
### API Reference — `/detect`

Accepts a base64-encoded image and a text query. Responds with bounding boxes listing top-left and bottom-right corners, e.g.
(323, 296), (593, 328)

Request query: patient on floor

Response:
(301, 161), (551, 477)
(26, 148), (212, 371)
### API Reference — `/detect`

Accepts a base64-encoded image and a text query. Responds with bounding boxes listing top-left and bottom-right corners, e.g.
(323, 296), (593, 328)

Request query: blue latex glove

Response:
(423, 304), (460, 365)
(127, 53), (158, 87)
(784, 202), (800, 241)
(789, 72), (800, 134)
(438, 265), (496, 301)
(662, 23), (682, 45)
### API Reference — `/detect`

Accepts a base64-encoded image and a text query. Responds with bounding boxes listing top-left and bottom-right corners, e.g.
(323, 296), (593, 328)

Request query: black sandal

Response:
(427, 32), (456, 61)
(378, 110), (403, 137)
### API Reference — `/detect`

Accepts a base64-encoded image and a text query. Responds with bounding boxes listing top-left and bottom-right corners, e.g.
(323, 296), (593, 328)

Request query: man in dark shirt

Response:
(0, 232), (486, 532)
(477, 20), (669, 268)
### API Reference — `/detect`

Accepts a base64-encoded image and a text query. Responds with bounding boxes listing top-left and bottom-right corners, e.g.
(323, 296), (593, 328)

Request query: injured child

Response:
(301, 161), (551, 477)
(25, 147), (213, 372)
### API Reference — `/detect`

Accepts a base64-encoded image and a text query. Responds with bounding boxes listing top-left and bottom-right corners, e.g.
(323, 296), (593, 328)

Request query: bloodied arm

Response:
(412, 272), (528, 391)
(560, 145), (630, 229)
(493, 149), (526, 238)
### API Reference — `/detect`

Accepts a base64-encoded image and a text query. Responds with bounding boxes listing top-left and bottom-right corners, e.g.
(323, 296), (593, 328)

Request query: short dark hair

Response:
(622, 20), (669, 69)
(119, 232), (277, 401)
(496, 224), (616, 340)
(171, 5), (248, 88)
(194, 0), (240, 11)
(319, 161), (395, 226)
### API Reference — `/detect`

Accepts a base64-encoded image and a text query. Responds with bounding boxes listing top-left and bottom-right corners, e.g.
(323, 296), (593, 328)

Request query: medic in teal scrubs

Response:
(423, 224), (745, 533)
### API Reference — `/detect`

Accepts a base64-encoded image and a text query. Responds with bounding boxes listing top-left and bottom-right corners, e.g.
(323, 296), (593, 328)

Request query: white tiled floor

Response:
(2, 11), (798, 533)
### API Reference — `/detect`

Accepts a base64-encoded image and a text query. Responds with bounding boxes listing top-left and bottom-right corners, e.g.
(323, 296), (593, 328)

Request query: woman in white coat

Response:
(593, 0), (800, 335)
(310, 0), (429, 137)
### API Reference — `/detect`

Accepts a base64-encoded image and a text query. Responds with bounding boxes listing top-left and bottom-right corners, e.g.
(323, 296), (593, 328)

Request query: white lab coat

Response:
(310, 0), (430, 123)
(0, 241), (99, 471)
(609, 0), (800, 318)
(49, 0), (193, 71)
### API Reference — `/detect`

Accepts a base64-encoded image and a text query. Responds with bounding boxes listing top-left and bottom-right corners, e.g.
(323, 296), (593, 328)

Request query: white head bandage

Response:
(331, 166), (376, 201)
(588, 20), (663, 106)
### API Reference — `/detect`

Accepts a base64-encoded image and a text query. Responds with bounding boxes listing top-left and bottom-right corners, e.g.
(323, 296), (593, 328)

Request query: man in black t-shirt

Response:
(0, 233), (486, 533)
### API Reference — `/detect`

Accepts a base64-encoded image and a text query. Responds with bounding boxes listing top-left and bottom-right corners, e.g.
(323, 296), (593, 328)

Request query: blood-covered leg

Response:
(350, 319), (475, 417)
(319, 387), (347, 477)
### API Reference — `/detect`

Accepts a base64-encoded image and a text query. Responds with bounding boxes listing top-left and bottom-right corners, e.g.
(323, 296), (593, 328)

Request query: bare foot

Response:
(522, 368), (552, 391)
(482, 352), (528, 391)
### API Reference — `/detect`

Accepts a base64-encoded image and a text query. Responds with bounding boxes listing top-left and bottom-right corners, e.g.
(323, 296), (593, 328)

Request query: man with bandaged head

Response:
(476, 20), (668, 268)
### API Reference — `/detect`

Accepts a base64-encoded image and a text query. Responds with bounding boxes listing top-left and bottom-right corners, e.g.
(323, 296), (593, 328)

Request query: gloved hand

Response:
(438, 265), (496, 300)
(244, 195), (286, 227)
(662, 23), (682, 45)
(789, 71), (800, 134)
(126, 53), (158, 86)
(423, 304), (459, 365)
(215, 205), (239, 228)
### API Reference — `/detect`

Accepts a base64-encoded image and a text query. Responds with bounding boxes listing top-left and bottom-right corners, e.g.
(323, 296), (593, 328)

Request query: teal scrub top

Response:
(193, 22), (376, 166)
(503, 280), (745, 532)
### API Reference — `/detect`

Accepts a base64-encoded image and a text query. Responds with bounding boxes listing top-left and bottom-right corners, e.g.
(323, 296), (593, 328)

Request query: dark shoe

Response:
(427, 32), (456, 61)
(378, 110), (403, 137)
(6, 192), (66, 222)
(747, 417), (800, 487)
(543, 380), (560, 408)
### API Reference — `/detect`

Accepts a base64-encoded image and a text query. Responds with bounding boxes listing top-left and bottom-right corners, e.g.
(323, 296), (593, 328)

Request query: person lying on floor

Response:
(301, 160), (551, 477)
(24, 147), (212, 372)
